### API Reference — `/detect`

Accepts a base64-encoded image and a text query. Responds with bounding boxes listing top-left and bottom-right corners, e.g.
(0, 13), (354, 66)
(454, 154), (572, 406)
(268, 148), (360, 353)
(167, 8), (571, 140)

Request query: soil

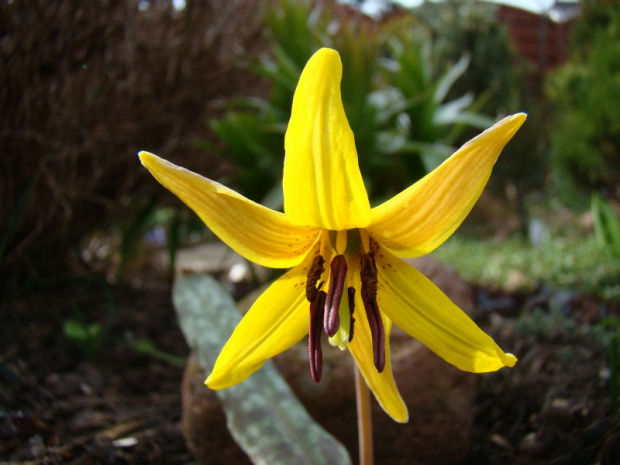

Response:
(2, 273), (620, 464)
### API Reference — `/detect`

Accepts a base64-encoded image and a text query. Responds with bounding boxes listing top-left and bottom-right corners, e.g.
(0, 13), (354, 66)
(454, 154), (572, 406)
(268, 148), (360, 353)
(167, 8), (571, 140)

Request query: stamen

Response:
(360, 253), (385, 372)
(306, 255), (325, 302)
(324, 254), (347, 337)
(348, 287), (355, 342)
(309, 290), (326, 383)
(363, 297), (385, 373)
(360, 253), (377, 301)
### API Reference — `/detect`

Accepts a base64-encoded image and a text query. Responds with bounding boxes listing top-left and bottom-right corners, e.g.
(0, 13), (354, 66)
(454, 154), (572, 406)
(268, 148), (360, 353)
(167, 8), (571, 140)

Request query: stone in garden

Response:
(181, 353), (251, 464)
(174, 242), (268, 299)
(181, 255), (477, 464)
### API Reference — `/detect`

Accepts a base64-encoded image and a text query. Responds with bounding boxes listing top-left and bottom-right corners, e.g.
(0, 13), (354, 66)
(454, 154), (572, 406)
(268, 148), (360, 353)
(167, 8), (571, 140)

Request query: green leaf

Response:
(172, 273), (352, 465)
(434, 93), (474, 125)
(434, 53), (470, 104)
(591, 193), (620, 257)
(64, 319), (102, 343)
(125, 339), (185, 367)
(260, 180), (284, 211)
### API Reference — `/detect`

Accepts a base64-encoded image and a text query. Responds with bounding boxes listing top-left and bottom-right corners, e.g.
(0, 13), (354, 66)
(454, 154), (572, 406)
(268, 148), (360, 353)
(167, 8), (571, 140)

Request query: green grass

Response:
(432, 234), (620, 300)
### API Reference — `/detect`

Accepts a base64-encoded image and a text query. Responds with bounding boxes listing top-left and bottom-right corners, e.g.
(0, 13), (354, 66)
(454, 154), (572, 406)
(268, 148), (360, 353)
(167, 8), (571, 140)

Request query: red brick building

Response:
(496, 1), (580, 82)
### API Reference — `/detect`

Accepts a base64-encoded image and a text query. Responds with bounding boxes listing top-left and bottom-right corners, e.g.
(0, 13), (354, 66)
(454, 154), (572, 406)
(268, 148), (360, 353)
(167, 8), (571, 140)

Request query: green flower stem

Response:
(355, 365), (374, 465)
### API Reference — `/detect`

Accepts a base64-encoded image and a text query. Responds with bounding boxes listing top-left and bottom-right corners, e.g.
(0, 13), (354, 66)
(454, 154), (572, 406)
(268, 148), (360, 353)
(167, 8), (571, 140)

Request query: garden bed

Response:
(2, 269), (619, 464)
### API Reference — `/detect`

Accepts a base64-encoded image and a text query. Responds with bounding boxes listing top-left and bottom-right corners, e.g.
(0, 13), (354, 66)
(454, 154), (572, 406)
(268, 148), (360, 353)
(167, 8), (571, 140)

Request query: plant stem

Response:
(355, 365), (373, 465)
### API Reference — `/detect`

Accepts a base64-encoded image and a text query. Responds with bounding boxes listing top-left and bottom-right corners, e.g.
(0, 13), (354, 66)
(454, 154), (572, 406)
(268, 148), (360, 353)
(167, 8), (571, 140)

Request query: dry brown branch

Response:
(1, 0), (270, 290)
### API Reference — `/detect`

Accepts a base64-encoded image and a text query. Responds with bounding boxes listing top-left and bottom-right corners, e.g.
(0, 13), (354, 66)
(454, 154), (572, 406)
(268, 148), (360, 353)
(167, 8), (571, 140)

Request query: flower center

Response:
(305, 229), (385, 383)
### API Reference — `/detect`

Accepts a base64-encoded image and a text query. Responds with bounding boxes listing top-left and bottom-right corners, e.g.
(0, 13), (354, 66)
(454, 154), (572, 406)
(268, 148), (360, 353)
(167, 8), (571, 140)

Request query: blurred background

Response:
(3, 0), (619, 294)
(2, 0), (620, 463)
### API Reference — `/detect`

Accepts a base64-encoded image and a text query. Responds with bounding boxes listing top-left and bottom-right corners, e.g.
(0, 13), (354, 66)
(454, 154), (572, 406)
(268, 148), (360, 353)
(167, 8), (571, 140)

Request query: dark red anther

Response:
(362, 296), (385, 372)
(348, 287), (356, 342)
(360, 253), (378, 301)
(309, 291), (326, 383)
(306, 255), (325, 302)
(361, 253), (385, 373)
(324, 254), (347, 337)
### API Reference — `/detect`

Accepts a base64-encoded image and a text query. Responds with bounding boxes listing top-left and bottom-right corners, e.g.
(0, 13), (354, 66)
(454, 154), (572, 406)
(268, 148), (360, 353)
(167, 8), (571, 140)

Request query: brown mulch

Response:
(1, 279), (191, 464)
(2, 276), (620, 464)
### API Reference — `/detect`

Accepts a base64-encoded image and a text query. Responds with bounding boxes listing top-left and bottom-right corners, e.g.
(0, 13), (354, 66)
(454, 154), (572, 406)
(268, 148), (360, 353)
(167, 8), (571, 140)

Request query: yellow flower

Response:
(140, 48), (524, 423)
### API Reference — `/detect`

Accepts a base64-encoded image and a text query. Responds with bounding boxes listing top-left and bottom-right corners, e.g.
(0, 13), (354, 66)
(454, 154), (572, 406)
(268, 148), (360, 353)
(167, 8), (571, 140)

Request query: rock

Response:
(181, 255), (478, 464)
(174, 242), (268, 299)
(181, 353), (251, 465)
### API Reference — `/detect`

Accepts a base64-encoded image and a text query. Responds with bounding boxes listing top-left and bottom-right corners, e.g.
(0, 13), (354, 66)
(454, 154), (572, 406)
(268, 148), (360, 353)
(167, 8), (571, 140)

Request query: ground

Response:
(2, 271), (620, 464)
(2, 280), (190, 464)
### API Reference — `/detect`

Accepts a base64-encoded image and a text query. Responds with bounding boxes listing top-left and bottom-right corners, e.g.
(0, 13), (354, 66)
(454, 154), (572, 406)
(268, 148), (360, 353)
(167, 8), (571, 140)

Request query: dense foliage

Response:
(0, 0), (267, 291)
(209, 0), (495, 207)
(547, 0), (620, 199)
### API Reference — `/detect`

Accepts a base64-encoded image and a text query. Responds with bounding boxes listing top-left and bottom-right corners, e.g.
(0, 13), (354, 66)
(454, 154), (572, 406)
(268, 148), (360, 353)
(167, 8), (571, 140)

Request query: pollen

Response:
(305, 255), (325, 302)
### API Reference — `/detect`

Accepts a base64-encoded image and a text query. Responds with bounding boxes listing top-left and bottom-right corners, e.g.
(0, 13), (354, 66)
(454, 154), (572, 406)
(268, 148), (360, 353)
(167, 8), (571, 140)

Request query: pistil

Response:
(347, 287), (356, 342)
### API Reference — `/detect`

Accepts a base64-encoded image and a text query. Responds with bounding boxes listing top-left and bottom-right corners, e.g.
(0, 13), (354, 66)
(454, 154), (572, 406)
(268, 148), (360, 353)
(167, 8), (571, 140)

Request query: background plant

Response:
(414, 0), (522, 116)
(433, 234), (620, 299)
(547, 0), (620, 201)
(0, 0), (268, 294)
(207, 0), (495, 207)
(415, 0), (548, 234)
(591, 193), (620, 258)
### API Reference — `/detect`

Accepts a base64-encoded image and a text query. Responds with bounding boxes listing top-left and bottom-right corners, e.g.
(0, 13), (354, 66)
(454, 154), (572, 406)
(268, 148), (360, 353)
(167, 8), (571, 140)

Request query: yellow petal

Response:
(348, 260), (408, 423)
(375, 248), (517, 372)
(205, 250), (317, 389)
(140, 151), (319, 268)
(283, 48), (371, 230)
(368, 113), (526, 257)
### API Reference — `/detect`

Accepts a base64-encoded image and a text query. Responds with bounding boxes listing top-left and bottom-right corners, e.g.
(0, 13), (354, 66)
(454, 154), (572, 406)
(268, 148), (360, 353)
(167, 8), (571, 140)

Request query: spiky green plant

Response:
(208, 0), (493, 206)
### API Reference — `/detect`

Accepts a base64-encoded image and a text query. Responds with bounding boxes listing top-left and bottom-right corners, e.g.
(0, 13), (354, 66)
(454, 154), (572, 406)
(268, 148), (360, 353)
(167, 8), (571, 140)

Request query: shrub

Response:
(547, 0), (620, 200)
(208, 0), (493, 206)
(0, 0), (267, 292)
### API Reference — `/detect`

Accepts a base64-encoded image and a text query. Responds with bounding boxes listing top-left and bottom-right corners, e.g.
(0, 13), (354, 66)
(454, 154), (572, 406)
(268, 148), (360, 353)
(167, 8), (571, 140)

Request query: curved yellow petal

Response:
(375, 248), (517, 372)
(205, 249), (318, 389)
(348, 259), (408, 423)
(283, 48), (371, 230)
(140, 151), (319, 268)
(368, 113), (526, 258)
